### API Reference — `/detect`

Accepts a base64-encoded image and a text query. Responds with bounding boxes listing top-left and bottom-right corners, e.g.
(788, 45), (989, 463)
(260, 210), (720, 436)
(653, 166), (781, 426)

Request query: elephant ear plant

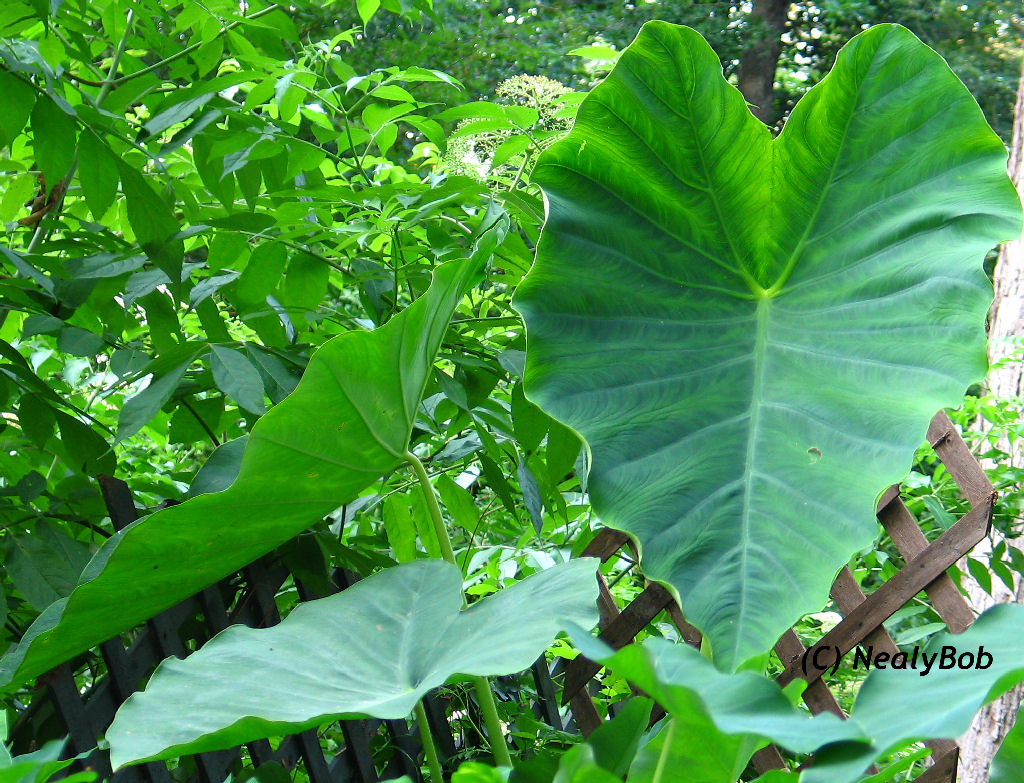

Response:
(1, 19), (1022, 783)
(514, 21), (1023, 670)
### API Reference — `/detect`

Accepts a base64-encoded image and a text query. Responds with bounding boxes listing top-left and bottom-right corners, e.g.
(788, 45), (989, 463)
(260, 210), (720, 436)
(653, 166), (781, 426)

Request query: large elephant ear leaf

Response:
(106, 559), (599, 769)
(0, 230), (498, 691)
(513, 22), (1022, 670)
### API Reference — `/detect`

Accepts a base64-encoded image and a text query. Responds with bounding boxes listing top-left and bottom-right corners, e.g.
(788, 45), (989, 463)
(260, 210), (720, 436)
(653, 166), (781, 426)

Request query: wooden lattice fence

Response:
(10, 410), (993, 783)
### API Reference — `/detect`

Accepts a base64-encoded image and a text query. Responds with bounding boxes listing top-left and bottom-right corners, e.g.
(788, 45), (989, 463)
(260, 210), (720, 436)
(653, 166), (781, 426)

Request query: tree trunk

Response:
(958, 57), (1024, 783)
(736, 0), (789, 125)
(989, 61), (1024, 394)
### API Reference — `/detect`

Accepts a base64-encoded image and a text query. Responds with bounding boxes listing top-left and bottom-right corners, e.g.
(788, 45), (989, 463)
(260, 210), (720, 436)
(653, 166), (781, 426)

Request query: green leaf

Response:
(967, 556), (992, 596)
(0, 248), (493, 691)
(234, 242), (285, 305)
(0, 740), (96, 783)
(143, 92), (215, 137)
(30, 96), (76, 195)
(235, 762), (290, 783)
(545, 421), (581, 487)
(356, 0), (381, 25)
(15, 472), (46, 504)
(410, 488), (442, 559)
(76, 132), (119, 220)
(6, 522), (91, 611)
(245, 348), (298, 403)
(116, 361), (192, 442)
(106, 559), (598, 767)
(210, 345), (266, 416)
(627, 714), (756, 783)
(65, 252), (146, 279)
(518, 460), (543, 534)
(169, 397), (222, 445)
(511, 381), (549, 454)
(117, 160), (184, 282)
(552, 746), (621, 783)
(189, 271), (241, 307)
(921, 495), (956, 530)
(17, 394), (54, 448)
(55, 412), (114, 475)
(0, 173), (38, 223)
(283, 251), (329, 313)
(435, 473), (480, 532)
(991, 707), (1024, 783)
(187, 436), (247, 498)
(566, 45), (620, 61)
(0, 70), (35, 146)
(56, 326), (103, 357)
(452, 763), (508, 783)
(513, 22), (1023, 670)
(382, 494), (417, 562)
(586, 697), (652, 778)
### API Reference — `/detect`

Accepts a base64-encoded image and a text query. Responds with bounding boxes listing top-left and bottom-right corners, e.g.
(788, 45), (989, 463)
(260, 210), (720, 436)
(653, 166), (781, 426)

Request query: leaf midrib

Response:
(733, 296), (770, 660)
(726, 37), (875, 664)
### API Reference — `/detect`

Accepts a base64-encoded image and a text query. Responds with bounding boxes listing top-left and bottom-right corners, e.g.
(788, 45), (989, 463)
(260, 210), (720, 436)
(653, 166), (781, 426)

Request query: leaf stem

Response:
(404, 448), (513, 769)
(181, 397), (221, 447)
(415, 702), (443, 782)
(405, 450), (457, 566)
(473, 676), (513, 767)
(390, 458), (447, 779)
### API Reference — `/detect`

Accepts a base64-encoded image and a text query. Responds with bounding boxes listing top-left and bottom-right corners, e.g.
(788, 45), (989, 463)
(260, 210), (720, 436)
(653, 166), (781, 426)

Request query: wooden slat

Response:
(294, 729), (335, 783)
(780, 498), (991, 688)
(568, 689), (603, 737)
(830, 567), (900, 655)
(774, 630), (845, 718)
(531, 657), (563, 727)
(664, 600), (703, 648)
(581, 528), (630, 561)
(562, 583), (674, 703)
(45, 664), (110, 778)
(915, 747), (958, 782)
(879, 496), (974, 633)
(928, 413), (992, 505)
(595, 568), (620, 630)
(750, 746), (788, 774)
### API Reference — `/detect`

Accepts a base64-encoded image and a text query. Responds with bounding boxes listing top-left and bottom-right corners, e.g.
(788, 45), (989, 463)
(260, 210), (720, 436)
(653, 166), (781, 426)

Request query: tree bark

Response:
(736, 0), (789, 125)
(958, 56), (1024, 783)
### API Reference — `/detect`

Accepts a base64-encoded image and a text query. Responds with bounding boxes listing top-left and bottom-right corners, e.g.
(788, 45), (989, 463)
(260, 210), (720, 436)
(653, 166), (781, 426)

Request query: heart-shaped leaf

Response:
(0, 230), (496, 691)
(107, 558), (599, 768)
(513, 22), (1022, 670)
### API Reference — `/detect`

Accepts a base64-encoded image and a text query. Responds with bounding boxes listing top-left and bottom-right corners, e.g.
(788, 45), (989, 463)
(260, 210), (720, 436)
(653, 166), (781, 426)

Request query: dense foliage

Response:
(1, 1), (1023, 782)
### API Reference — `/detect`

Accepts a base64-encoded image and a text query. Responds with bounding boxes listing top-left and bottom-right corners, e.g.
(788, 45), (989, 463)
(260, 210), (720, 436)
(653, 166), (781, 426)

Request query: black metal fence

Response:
(9, 475), (566, 783)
